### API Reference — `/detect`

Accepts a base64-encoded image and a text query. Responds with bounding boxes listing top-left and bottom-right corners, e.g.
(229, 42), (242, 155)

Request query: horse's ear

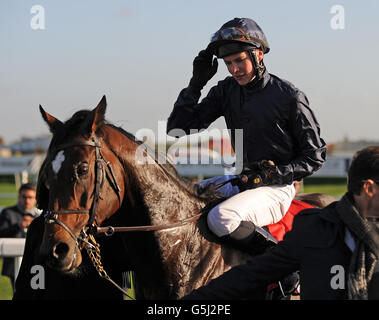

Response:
(86, 95), (107, 137)
(39, 105), (63, 134)
(95, 95), (107, 115)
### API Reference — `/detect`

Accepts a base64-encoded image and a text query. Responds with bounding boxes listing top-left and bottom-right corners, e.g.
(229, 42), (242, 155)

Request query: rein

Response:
(96, 211), (206, 236)
(95, 161), (235, 236)
(94, 176), (236, 236)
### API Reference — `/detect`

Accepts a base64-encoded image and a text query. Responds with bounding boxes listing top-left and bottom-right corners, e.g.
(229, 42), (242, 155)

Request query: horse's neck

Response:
(113, 138), (245, 298)
(132, 172), (246, 298)
(131, 161), (205, 220)
(149, 183), (204, 221)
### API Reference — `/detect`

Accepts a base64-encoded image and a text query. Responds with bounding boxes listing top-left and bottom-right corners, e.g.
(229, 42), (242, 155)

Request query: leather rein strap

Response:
(96, 174), (233, 236)
(96, 211), (206, 236)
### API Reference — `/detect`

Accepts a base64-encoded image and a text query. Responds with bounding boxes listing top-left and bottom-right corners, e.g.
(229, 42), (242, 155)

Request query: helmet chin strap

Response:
(246, 49), (265, 86)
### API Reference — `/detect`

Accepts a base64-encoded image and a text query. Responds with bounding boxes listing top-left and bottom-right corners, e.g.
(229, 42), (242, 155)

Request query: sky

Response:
(1, 0), (379, 146)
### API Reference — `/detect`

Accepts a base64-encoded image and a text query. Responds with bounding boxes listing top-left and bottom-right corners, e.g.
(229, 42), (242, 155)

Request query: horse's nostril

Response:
(52, 242), (69, 259)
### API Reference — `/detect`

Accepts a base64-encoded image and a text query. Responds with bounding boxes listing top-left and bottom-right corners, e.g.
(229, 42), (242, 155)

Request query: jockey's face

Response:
(223, 50), (263, 86)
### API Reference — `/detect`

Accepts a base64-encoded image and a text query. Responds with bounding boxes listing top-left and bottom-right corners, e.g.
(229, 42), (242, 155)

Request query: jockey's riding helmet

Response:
(207, 17), (270, 58)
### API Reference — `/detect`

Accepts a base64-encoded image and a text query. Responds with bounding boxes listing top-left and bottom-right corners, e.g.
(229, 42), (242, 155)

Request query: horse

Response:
(14, 96), (337, 300)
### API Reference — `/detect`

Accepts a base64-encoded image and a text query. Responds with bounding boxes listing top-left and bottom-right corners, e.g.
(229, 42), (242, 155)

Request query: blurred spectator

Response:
(0, 183), (40, 291)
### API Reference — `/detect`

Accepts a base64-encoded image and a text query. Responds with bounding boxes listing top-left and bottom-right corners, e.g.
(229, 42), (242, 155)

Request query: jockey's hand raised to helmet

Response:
(189, 49), (218, 90)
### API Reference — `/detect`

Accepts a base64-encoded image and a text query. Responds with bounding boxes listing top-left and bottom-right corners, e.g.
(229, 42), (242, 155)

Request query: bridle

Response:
(44, 135), (122, 249)
(44, 135), (137, 298)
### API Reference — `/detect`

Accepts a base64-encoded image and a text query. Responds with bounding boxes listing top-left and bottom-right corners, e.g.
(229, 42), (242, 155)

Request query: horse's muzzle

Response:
(40, 237), (82, 273)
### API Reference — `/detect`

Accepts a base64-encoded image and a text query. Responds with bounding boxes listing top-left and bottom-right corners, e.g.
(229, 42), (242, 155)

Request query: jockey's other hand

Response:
(234, 160), (280, 191)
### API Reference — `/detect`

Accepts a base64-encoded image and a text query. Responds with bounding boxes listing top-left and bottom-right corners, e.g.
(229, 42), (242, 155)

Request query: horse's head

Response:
(38, 96), (125, 273)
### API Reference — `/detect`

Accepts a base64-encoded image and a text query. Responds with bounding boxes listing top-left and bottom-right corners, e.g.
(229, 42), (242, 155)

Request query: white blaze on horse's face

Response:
(52, 150), (65, 175)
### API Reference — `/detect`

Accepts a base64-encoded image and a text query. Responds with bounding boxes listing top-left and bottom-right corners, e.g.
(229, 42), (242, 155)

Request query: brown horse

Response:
(18, 96), (336, 299)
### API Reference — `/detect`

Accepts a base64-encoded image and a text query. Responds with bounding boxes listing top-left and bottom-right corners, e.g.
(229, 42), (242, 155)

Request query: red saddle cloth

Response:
(267, 200), (314, 242)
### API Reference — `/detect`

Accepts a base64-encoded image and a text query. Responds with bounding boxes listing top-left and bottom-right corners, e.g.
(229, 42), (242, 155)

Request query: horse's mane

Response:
(104, 123), (226, 206)
(43, 109), (226, 207)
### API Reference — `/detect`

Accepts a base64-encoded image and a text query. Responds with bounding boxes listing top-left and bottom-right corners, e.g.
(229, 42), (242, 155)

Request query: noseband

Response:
(45, 135), (122, 248)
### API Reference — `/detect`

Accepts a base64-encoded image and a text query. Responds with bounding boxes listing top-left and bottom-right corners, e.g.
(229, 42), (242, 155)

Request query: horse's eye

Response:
(77, 163), (89, 176)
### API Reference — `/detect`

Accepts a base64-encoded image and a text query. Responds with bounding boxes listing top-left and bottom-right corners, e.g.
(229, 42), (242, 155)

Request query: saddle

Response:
(267, 199), (314, 241)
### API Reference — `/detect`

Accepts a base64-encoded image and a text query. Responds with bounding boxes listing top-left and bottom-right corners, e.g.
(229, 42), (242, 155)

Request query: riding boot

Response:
(221, 221), (300, 299)
(221, 221), (277, 255)
(267, 271), (300, 300)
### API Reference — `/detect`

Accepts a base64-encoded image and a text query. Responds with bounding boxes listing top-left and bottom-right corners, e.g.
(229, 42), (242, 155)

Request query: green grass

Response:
(303, 183), (346, 198)
(0, 182), (17, 209)
(0, 183), (17, 194)
(0, 198), (17, 208)
(0, 260), (13, 300)
(0, 183), (17, 299)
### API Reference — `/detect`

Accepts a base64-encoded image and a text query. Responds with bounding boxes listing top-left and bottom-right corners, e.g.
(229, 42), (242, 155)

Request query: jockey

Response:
(167, 17), (326, 252)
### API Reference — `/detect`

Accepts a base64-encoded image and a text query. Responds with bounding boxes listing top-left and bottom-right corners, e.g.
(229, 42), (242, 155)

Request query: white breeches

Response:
(198, 175), (296, 237)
